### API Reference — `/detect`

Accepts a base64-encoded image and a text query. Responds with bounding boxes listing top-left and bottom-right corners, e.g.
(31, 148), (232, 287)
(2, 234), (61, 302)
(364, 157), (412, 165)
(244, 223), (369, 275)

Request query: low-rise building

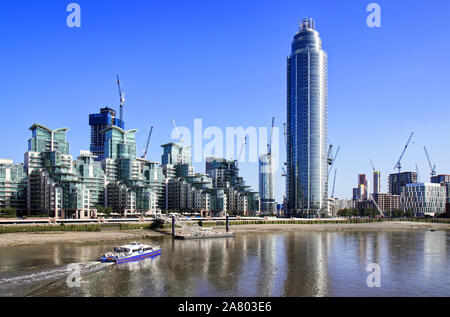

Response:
(401, 183), (446, 216)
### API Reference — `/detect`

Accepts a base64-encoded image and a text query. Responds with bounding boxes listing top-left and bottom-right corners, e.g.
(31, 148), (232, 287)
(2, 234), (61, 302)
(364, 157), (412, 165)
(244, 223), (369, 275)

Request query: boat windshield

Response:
(113, 247), (130, 252)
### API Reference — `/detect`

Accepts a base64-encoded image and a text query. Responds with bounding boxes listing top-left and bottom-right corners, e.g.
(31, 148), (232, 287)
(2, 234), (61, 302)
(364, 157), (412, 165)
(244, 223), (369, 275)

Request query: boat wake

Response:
(0, 261), (113, 297)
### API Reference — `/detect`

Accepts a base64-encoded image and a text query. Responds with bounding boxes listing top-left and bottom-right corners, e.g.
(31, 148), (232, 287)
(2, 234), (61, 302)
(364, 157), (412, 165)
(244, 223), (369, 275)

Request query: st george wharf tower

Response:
(286, 18), (328, 218)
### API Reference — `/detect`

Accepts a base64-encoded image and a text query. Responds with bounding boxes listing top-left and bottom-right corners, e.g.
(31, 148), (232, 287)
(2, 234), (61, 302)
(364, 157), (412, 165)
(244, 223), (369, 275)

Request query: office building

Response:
(401, 183), (446, 216)
(373, 171), (380, 194)
(89, 107), (125, 161)
(286, 18), (328, 217)
(389, 172), (417, 196)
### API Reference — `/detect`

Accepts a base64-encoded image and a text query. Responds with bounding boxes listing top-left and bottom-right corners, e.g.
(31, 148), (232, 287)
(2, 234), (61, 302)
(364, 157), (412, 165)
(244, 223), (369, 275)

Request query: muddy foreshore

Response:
(0, 221), (448, 247)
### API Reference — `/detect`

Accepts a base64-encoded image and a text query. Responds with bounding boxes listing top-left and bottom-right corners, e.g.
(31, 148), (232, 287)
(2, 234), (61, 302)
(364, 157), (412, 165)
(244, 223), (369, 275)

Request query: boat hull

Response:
(99, 249), (161, 264)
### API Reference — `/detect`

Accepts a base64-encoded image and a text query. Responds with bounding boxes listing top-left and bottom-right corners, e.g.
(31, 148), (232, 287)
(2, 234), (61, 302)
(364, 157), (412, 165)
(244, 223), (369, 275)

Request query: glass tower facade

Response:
(89, 107), (125, 161)
(259, 154), (276, 215)
(286, 18), (328, 217)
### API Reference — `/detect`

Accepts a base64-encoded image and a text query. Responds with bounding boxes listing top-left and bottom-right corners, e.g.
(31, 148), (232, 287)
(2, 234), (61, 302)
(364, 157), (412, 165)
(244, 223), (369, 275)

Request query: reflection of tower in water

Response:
(423, 230), (446, 279)
(357, 232), (384, 267)
(253, 234), (282, 296)
(282, 232), (330, 296)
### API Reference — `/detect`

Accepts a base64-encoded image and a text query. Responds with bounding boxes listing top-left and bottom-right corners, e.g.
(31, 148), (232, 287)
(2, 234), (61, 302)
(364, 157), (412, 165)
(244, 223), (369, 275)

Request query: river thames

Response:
(0, 229), (448, 297)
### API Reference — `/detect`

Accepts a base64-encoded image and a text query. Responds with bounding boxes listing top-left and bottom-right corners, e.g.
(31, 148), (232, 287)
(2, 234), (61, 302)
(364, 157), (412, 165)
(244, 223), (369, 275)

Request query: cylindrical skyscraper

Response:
(286, 18), (328, 218)
(259, 154), (276, 215)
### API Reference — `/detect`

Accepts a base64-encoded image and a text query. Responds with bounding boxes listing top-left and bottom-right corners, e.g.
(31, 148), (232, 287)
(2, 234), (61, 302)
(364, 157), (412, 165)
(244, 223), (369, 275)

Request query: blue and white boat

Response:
(98, 241), (161, 264)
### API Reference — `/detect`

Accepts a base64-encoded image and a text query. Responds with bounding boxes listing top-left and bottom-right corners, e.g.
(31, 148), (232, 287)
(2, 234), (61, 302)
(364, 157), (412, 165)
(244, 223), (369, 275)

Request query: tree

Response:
(390, 209), (404, 218)
(0, 208), (16, 218)
(96, 205), (113, 216)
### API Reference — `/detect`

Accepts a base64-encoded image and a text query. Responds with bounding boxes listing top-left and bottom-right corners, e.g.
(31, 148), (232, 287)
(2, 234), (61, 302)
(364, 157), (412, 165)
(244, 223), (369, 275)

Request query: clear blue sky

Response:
(1, 0), (449, 202)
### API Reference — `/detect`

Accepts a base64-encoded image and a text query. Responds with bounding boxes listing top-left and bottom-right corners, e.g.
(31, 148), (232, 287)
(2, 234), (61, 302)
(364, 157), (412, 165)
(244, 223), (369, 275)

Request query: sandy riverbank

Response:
(0, 230), (165, 248)
(0, 221), (448, 247)
(230, 221), (450, 233)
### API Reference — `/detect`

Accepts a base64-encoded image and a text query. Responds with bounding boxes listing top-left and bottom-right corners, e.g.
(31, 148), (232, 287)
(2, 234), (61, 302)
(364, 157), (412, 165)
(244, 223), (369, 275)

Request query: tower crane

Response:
(267, 117), (275, 155)
(282, 123), (287, 177)
(394, 132), (414, 173)
(370, 159), (376, 172)
(331, 169), (337, 199)
(236, 136), (248, 169)
(424, 146), (436, 178)
(282, 122), (288, 215)
(394, 132), (414, 195)
(116, 75), (125, 124)
(327, 144), (333, 166)
(141, 126), (153, 160)
(415, 164), (421, 182)
(328, 146), (340, 176)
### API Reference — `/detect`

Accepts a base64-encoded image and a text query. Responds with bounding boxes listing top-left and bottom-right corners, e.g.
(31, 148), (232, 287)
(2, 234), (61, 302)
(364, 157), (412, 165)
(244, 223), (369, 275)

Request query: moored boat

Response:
(98, 241), (161, 264)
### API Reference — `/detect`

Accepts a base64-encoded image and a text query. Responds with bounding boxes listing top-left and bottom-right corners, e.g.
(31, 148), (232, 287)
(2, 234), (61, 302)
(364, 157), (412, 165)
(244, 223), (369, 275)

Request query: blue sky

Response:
(1, 0), (450, 202)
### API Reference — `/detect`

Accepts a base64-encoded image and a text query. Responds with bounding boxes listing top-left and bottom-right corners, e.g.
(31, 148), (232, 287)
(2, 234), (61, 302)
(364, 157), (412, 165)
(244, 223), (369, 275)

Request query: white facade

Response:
(401, 183), (446, 215)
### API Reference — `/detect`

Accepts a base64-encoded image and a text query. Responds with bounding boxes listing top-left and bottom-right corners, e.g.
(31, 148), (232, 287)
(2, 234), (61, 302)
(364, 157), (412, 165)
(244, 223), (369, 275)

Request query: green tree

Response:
(0, 208), (16, 218)
(390, 209), (403, 218)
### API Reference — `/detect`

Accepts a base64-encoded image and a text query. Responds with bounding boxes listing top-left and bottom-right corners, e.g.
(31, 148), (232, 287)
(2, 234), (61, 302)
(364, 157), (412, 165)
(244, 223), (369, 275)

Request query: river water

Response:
(0, 229), (449, 297)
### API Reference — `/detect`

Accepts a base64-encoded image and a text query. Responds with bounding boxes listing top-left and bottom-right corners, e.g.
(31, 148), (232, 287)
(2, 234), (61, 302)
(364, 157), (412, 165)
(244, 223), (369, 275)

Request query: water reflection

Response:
(0, 230), (448, 297)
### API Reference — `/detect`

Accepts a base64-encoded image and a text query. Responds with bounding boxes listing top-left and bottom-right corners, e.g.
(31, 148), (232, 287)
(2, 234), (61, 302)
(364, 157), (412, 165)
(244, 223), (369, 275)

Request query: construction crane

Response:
(327, 144), (333, 166)
(116, 75), (125, 124)
(141, 126), (153, 160)
(236, 136), (248, 169)
(370, 159), (376, 172)
(424, 146), (436, 178)
(267, 117), (275, 155)
(328, 146), (340, 176)
(171, 119), (184, 145)
(415, 164), (420, 182)
(394, 132), (414, 174)
(331, 169), (337, 199)
(282, 123), (288, 215)
(394, 132), (414, 195)
(369, 197), (384, 216)
(282, 123), (288, 176)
